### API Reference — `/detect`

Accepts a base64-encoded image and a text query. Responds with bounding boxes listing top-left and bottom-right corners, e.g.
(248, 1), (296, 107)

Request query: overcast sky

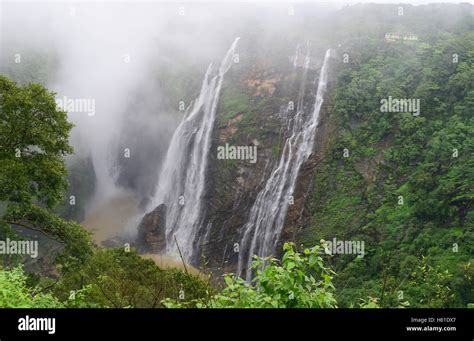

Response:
(0, 0), (473, 4)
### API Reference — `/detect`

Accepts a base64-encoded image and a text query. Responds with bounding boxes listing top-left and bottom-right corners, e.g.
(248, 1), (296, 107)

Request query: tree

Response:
(0, 75), (93, 270)
(0, 75), (72, 206)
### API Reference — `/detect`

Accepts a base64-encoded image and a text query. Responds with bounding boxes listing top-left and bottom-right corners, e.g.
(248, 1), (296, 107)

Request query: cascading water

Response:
(237, 49), (332, 281)
(148, 38), (240, 262)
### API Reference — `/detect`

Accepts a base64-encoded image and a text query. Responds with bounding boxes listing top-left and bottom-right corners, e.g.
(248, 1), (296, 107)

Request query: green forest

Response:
(0, 2), (472, 309)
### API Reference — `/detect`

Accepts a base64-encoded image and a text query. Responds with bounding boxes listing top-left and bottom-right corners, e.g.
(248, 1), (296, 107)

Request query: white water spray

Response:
(237, 49), (332, 280)
(148, 38), (240, 262)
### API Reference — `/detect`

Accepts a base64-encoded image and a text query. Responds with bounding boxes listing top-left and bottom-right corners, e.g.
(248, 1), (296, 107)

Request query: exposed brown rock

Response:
(137, 204), (167, 253)
(242, 74), (281, 96)
(218, 113), (244, 142)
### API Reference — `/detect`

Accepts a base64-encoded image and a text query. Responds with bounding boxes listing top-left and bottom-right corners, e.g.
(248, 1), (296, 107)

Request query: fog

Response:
(0, 2), (341, 215)
(3, 0), (466, 216)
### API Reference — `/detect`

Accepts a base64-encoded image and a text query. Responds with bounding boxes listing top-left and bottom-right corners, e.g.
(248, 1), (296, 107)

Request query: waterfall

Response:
(237, 49), (332, 280)
(148, 38), (240, 262)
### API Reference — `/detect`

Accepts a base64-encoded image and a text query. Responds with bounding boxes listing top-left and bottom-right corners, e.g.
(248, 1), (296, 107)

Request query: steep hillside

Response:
(192, 3), (474, 306)
(298, 20), (474, 307)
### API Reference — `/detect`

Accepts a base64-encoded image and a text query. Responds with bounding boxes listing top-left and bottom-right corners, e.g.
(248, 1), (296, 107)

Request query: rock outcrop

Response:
(137, 204), (167, 253)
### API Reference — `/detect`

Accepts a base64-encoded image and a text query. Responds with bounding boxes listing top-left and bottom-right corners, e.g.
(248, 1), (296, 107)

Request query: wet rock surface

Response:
(137, 204), (167, 254)
(138, 48), (339, 277)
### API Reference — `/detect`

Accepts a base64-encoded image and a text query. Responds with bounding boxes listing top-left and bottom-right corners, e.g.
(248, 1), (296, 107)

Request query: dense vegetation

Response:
(0, 76), (211, 308)
(0, 3), (472, 309)
(163, 243), (338, 308)
(301, 16), (473, 307)
(0, 75), (93, 271)
(0, 243), (372, 308)
(0, 74), (363, 308)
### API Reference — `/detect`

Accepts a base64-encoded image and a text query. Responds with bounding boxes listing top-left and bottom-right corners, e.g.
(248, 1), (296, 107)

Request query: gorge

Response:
(1, 1), (472, 308)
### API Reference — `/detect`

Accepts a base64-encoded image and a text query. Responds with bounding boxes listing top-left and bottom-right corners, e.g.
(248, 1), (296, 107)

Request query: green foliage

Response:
(0, 266), (62, 308)
(0, 250), (213, 309)
(302, 29), (474, 307)
(164, 242), (337, 308)
(0, 75), (73, 207)
(0, 75), (93, 270)
(403, 256), (455, 307)
(1, 4), (472, 310)
(2, 203), (93, 271)
(54, 249), (211, 308)
(220, 89), (252, 121)
(358, 297), (381, 308)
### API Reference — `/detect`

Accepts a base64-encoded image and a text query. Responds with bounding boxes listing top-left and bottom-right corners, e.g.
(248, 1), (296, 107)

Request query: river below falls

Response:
(80, 192), (201, 276)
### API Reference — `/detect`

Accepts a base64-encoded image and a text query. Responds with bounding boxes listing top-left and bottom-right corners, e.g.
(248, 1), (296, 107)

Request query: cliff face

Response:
(197, 48), (339, 274)
(133, 3), (474, 307)
(135, 44), (338, 274)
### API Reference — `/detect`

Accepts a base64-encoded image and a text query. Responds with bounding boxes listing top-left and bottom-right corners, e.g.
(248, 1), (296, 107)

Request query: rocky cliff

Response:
(137, 41), (340, 275)
(202, 51), (339, 274)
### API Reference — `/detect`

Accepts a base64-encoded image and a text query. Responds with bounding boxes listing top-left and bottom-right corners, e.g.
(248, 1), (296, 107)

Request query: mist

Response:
(0, 0), (472, 315)
(1, 2), (336, 207)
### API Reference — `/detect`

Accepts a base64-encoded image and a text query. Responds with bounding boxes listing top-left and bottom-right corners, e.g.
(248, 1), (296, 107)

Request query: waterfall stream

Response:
(237, 49), (332, 280)
(148, 38), (240, 263)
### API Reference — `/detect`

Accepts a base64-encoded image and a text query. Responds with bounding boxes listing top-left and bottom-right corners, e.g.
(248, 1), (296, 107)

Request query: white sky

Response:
(0, 0), (473, 4)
